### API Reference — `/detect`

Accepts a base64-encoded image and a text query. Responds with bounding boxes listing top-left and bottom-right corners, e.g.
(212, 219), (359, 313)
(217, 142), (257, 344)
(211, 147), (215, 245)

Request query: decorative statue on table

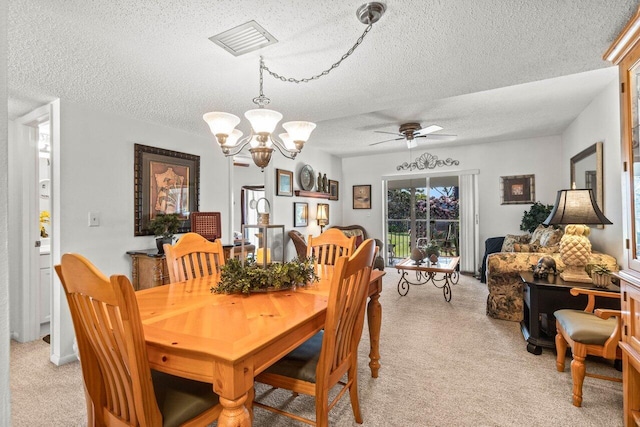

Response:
(532, 256), (557, 279)
(322, 174), (328, 193)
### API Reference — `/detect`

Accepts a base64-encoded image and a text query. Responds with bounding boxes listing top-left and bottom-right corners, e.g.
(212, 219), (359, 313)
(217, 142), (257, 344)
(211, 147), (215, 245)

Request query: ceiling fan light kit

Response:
(203, 3), (387, 169)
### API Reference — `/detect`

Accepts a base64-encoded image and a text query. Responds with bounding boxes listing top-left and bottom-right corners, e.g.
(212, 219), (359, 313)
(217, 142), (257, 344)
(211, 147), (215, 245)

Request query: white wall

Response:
(341, 136), (564, 253)
(10, 100), (232, 363)
(1, 0), (11, 422)
(265, 146), (342, 260)
(562, 78), (623, 262)
(57, 100), (230, 274)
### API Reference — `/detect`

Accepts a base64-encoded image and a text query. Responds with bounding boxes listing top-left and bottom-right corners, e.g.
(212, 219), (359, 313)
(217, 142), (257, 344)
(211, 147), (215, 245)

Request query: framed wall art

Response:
(293, 202), (308, 227)
(328, 179), (339, 200)
(500, 174), (535, 205)
(134, 143), (200, 236)
(353, 184), (371, 209)
(276, 168), (294, 196)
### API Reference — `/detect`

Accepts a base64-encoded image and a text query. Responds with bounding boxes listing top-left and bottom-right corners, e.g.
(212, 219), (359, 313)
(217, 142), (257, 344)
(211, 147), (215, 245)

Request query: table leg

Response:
(367, 290), (382, 378)
(218, 393), (251, 427)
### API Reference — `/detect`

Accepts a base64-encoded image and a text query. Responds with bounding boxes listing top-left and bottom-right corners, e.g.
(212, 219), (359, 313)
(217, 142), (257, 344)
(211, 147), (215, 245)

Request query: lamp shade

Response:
(278, 133), (297, 151)
(222, 129), (243, 148)
(244, 108), (283, 134)
(543, 189), (612, 226)
(203, 112), (240, 136)
(282, 121), (316, 142)
(317, 204), (329, 224)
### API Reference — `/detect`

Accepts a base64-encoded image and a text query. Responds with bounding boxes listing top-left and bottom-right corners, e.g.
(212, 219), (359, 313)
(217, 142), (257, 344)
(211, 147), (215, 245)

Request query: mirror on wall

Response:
(570, 141), (604, 227)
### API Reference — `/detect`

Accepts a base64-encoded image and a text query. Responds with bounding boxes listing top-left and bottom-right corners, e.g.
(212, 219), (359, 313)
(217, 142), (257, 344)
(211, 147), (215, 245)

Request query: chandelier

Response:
(203, 2), (387, 169)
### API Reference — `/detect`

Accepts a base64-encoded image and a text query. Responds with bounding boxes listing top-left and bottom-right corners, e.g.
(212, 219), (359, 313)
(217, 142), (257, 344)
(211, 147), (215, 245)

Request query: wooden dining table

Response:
(135, 266), (385, 427)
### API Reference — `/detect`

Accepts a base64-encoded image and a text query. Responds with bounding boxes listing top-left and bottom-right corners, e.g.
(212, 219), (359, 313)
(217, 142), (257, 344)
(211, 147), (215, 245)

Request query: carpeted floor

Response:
(10, 269), (623, 426)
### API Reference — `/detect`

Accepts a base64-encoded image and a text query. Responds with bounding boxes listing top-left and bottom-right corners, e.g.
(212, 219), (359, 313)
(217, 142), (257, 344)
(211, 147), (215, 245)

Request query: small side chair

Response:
(307, 228), (356, 267)
(554, 287), (622, 407)
(164, 232), (225, 283)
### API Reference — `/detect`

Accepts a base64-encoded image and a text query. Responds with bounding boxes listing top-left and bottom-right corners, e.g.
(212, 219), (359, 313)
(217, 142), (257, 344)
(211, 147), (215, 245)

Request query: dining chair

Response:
(307, 228), (356, 266)
(164, 232), (225, 283)
(554, 287), (622, 407)
(190, 211), (222, 241)
(55, 253), (222, 427)
(288, 230), (308, 259)
(254, 239), (376, 426)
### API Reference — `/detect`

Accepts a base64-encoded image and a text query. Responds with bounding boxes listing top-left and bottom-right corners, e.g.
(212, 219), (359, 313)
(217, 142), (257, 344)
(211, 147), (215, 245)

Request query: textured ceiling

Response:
(7, 1), (638, 157)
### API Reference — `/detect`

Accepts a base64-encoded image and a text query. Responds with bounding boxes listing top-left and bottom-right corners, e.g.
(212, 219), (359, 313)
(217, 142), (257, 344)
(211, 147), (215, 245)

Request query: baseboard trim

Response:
(50, 352), (78, 366)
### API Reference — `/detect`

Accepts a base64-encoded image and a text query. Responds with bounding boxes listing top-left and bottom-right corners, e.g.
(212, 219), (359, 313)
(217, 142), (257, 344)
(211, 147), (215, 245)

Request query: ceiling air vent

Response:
(209, 20), (278, 57)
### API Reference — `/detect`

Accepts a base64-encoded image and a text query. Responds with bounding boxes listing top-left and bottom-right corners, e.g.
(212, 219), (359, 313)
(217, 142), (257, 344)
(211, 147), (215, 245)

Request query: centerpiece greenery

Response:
(213, 257), (319, 295)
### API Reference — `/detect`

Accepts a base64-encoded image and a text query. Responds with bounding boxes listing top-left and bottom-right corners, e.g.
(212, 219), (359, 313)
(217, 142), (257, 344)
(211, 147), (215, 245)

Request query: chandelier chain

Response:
(261, 24), (373, 84)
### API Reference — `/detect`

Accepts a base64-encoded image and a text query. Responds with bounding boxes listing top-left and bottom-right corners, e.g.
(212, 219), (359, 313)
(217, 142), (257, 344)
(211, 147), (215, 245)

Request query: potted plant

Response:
(588, 264), (611, 288)
(520, 202), (554, 233)
(213, 257), (319, 294)
(147, 213), (180, 254)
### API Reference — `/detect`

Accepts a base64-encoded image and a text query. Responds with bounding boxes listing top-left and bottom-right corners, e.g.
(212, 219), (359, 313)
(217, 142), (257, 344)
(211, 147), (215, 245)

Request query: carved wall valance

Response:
(396, 152), (460, 171)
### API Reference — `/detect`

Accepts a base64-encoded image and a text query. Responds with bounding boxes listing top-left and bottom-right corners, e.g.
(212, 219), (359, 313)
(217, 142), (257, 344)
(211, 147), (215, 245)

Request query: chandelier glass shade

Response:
(203, 59), (316, 169)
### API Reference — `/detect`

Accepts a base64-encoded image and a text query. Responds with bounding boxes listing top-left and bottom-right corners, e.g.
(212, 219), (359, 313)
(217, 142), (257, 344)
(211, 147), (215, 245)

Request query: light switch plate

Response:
(88, 212), (100, 227)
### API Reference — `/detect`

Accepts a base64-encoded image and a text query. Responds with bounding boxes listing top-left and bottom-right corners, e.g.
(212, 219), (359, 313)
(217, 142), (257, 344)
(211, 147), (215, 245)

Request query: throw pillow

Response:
(501, 234), (531, 252)
(354, 235), (364, 248)
(539, 227), (563, 247)
(530, 225), (550, 245)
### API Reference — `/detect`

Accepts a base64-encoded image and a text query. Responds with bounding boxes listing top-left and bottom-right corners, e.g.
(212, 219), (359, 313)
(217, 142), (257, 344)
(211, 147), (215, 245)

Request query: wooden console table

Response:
(127, 243), (255, 290)
(519, 271), (620, 355)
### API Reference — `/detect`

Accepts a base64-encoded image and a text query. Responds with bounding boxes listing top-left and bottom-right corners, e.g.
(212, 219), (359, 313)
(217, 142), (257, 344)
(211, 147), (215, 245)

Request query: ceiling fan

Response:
(369, 122), (456, 149)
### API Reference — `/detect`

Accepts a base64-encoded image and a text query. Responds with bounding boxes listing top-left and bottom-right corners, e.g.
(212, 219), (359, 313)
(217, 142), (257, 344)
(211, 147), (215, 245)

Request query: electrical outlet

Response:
(88, 212), (100, 227)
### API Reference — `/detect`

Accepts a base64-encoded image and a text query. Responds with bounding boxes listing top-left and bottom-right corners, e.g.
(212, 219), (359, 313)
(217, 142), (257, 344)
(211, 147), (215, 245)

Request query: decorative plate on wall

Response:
(299, 164), (315, 191)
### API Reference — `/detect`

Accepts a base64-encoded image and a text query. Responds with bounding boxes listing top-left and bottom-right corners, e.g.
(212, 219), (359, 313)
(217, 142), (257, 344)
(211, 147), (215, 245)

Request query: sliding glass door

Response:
(386, 176), (459, 265)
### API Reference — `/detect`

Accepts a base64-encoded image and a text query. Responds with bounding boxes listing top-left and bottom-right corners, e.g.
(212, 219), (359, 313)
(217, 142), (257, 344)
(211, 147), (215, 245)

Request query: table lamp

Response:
(543, 189), (612, 283)
(317, 204), (329, 232)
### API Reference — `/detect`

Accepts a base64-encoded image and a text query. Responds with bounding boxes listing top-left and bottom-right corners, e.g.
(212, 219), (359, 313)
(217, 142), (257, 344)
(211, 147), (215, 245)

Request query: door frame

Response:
(11, 104), (51, 342)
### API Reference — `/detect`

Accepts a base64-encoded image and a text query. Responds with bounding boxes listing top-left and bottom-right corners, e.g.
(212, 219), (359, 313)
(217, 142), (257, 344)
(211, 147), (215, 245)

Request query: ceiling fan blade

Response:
(369, 137), (403, 146)
(415, 125), (443, 136)
(419, 133), (457, 141)
(373, 130), (402, 136)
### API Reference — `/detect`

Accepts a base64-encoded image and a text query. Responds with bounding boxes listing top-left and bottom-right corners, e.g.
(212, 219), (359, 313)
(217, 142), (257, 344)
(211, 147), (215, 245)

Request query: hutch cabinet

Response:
(606, 6), (640, 425)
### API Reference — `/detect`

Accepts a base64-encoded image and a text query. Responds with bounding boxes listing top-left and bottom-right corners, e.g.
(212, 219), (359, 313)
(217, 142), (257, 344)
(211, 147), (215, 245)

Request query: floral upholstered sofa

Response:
(485, 225), (618, 321)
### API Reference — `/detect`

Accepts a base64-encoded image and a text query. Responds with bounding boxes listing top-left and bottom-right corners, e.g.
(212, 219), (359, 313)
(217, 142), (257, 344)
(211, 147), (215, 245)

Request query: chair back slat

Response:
(317, 239), (375, 384)
(165, 232), (226, 283)
(307, 228), (356, 267)
(56, 254), (162, 426)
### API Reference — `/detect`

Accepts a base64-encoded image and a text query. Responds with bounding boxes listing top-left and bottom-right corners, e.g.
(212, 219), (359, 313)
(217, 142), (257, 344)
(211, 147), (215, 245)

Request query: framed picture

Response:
(276, 169), (293, 196)
(328, 180), (339, 201)
(293, 202), (308, 227)
(500, 174), (535, 205)
(134, 144), (200, 236)
(353, 184), (371, 209)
